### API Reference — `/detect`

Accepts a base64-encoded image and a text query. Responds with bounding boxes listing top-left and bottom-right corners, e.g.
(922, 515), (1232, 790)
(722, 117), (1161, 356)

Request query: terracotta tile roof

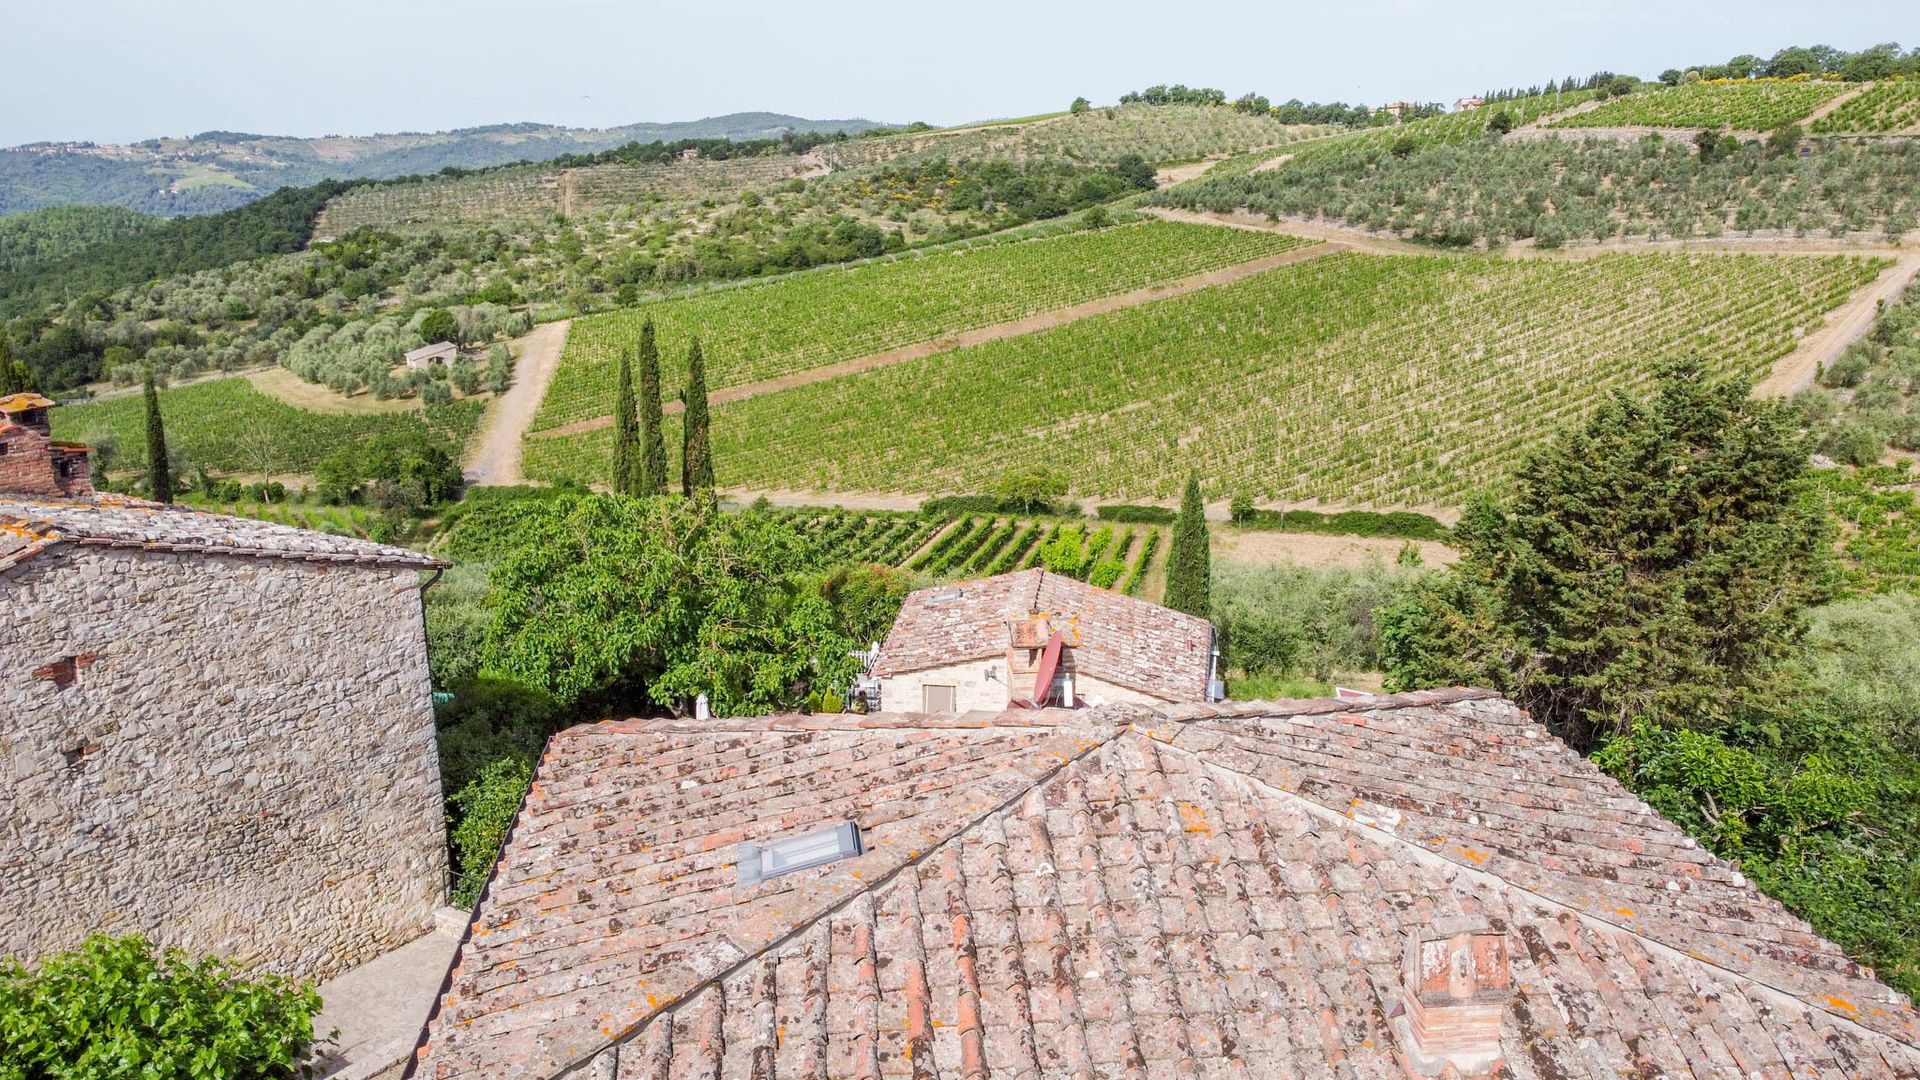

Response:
(872, 568), (1214, 702)
(0, 495), (444, 573)
(410, 691), (1920, 1079)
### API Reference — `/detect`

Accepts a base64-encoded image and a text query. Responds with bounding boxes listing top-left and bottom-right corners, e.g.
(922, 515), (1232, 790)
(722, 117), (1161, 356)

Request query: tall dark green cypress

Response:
(142, 369), (173, 504)
(681, 338), (714, 497)
(1163, 472), (1210, 616)
(612, 349), (639, 494)
(636, 319), (667, 495)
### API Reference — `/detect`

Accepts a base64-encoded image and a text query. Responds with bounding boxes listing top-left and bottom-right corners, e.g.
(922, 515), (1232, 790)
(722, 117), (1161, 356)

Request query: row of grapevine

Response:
(50, 377), (483, 476)
(1122, 531), (1162, 596)
(1810, 80), (1920, 134)
(1551, 80), (1850, 131)
(532, 220), (1309, 430)
(512, 250), (1882, 508)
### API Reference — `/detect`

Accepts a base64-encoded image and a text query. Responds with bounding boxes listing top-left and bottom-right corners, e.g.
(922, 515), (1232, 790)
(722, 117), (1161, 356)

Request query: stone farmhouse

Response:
(0, 401), (448, 980)
(407, 689), (1920, 1078)
(405, 340), (458, 370)
(868, 568), (1217, 714)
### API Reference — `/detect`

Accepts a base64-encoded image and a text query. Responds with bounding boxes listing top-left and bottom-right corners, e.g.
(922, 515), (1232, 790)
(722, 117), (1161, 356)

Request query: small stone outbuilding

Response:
(404, 341), (458, 370)
(1, 404), (448, 979)
(869, 568), (1217, 713)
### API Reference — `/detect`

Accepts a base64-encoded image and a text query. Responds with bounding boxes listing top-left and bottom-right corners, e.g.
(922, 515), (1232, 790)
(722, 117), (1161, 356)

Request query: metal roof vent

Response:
(928, 588), (965, 604)
(737, 822), (864, 886)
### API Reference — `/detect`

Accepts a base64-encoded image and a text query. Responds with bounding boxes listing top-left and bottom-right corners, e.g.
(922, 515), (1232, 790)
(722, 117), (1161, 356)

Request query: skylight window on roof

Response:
(737, 822), (864, 885)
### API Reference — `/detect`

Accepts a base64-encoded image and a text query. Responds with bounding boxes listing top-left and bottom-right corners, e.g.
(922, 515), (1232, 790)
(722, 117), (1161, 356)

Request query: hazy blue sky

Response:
(4, 0), (1911, 146)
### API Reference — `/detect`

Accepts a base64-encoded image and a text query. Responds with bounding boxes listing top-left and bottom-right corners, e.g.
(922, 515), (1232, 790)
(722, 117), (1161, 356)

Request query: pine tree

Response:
(1163, 472), (1210, 617)
(612, 349), (639, 495)
(142, 369), (173, 504)
(636, 319), (667, 495)
(681, 337), (714, 497)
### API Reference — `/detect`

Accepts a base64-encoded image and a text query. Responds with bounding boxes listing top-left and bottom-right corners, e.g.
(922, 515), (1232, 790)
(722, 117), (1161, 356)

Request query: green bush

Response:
(1088, 558), (1127, 589)
(1232, 507), (1450, 541)
(1213, 561), (1427, 683)
(0, 934), (325, 1079)
(448, 756), (535, 909)
(1096, 503), (1177, 524)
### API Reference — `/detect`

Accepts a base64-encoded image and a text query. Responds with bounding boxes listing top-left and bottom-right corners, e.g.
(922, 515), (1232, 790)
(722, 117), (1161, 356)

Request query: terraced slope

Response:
(1551, 80), (1850, 131)
(525, 250), (1885, 506)
(529, 220), (1311, 431)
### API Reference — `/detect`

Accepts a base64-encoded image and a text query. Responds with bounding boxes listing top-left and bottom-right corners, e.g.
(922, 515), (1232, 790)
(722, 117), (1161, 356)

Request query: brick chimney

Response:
(0, 393), (93, 498)
(1391, 924), (1513, 1077)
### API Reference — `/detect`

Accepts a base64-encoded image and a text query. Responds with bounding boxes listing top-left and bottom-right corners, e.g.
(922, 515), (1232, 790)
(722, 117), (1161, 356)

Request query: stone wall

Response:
(879, 657), (1012, 714)
(0, 545), (446, 979)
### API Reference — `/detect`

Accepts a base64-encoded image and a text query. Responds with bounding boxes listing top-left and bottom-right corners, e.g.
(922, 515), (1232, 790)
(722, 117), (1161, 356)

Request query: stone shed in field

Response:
(0, 427), (448, 979)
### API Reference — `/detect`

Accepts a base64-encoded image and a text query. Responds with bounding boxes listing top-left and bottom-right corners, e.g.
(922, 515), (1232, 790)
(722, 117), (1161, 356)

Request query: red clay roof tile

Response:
(410, 693), (1920, 1079)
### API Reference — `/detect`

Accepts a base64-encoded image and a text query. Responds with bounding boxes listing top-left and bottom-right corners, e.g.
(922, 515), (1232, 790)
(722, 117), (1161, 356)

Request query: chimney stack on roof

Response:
(1392, 923), (1514, 1077)
(0, 393), (92, 498)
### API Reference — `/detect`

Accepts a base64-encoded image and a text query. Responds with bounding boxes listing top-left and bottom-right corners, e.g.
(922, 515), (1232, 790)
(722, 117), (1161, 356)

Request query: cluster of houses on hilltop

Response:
(6, 398), (1918, 1079)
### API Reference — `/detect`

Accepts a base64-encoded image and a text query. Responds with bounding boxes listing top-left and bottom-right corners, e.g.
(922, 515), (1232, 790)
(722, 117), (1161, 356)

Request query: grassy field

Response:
(531, 220), (1311, 430)
(52, 377), (483, 477)
(1810, 80), (1920, 134)
(526, 250), (1884, 507)
(1552, 80), (1850, 130)
(178, 497), (387, 539)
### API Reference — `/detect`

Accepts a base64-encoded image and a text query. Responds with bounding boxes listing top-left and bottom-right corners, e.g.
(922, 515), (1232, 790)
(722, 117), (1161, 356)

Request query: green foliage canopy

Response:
(0, 934), (323, 1079)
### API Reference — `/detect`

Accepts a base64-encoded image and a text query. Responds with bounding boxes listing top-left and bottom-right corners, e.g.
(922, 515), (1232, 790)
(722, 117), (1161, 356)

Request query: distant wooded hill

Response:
(0, 112), (886, 218)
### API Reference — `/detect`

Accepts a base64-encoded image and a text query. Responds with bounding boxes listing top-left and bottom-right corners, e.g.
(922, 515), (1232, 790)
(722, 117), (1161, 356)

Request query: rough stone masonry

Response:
(0, 509), (447, 980)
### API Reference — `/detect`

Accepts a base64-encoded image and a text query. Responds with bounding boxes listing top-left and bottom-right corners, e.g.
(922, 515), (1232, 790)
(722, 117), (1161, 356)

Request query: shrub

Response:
(1088, 558), (1127, 589)
(1231, 507), (1450, 541)
(1229, 492), (1255, 522)
(1097, 503), (1177, 524)
(0, 934), (325, 1078)
(449, 756), (534, 908)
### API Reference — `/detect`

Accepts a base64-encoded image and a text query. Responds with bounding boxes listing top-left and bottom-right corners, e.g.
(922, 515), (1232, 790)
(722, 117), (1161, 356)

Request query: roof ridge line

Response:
(548, 718), (1134, 1079)
(1162, 735), (1919, 1053)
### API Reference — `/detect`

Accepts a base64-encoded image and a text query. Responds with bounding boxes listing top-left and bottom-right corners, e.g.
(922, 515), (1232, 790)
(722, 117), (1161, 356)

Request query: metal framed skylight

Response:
(737, 822), (864, 885)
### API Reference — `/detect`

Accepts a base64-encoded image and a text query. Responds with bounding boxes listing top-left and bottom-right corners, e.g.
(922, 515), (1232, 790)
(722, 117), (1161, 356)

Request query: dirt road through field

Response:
(465, 320), (569, 486)
(1754, 251), (1920, 397)
(530, 242), (1341, 440)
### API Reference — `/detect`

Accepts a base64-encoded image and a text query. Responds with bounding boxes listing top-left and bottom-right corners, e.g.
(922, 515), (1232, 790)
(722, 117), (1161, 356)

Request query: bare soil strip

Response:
(247, 367), (424, 414)
(530, 242), (1341, 440)
(1753, 252), (1920, 397)
(1802, 82), (1875, 127)
(466, 320), (570, 485)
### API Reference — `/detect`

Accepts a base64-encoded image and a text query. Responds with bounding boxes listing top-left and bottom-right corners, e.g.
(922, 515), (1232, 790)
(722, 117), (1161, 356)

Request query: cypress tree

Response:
(142, 369), (173, 504)
(1163, 472), (1210, 616)
(612, 348), (639, 495)
(681, 337), (714, 497)
(636, 319), (667, 495)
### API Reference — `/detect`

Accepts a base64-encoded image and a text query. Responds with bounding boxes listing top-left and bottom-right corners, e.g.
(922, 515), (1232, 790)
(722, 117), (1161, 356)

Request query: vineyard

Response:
(527, 250), (1884, 507)
(1810, 81), (1920, 134)
(51, 377), (483, 477)
(822, 105), (1323, 171)
(1248, 90), (1601, 171)
(530, 220), (1310, 430)
(1156, 136), (1920, 246)
(775, 506), (1167, 597)
(1551, 80), (1850, 131)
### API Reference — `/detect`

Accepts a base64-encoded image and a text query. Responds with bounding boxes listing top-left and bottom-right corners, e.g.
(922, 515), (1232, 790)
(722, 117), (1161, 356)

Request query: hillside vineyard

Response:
(526, 251), (1883, 503)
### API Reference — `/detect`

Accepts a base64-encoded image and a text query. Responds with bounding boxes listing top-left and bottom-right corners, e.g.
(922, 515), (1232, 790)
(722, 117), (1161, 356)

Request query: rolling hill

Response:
(0, 112), (886, 217)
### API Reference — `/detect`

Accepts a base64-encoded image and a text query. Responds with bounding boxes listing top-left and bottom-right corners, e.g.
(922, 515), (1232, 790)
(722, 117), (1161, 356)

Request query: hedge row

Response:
(1232, 508), (1450, 541)
(1097, 503), (1177, 524)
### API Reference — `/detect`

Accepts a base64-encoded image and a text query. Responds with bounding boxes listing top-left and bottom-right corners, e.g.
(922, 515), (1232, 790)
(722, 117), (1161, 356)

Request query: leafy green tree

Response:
(1070, 97), (1092, 114)
(680, 338), (714, 497)
(417, 307), (458, 345)
(612, 348), (640, 495)
(479, 494), (862, 715)
(1767, 122), (1805, 158)
(1163, 472), (1211, 616)
(141, 368), (172, 503)
(0, 933), (324, 1078)
(1380, 361), (1832, 749)
(450, 355), (480, 395)
(0, 338), (30, 394)
(1486, 111), (1515, 136)
(485, 343), (514, 394)
(991, 465), (1068, 512)
(636, 319), (667, 495)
